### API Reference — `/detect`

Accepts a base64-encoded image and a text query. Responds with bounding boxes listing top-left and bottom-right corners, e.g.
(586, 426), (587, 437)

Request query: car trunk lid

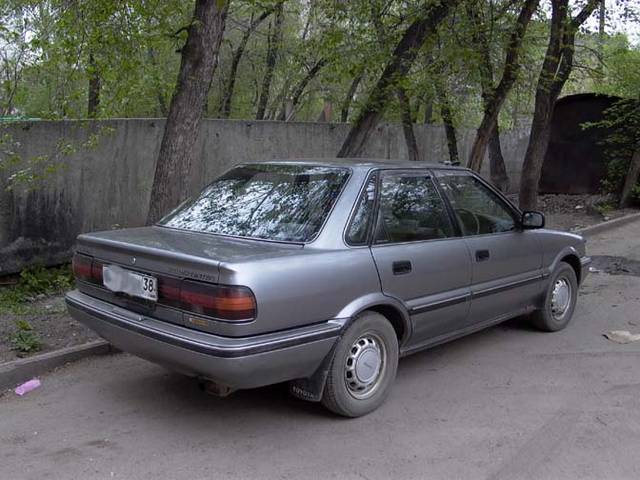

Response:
(76, 226), (303, 282)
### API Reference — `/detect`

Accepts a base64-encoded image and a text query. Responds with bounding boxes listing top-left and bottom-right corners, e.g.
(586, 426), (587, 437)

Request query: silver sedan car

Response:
(66, 160), (591, 417)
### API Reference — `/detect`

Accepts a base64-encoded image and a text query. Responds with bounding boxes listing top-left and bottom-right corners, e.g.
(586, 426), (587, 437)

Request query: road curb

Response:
(0, 340), (114, 391)
(576, 212), (640, 237)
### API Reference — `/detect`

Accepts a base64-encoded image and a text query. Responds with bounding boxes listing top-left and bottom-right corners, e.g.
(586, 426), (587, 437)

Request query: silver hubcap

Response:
(344, 333), (386, 399)
(551, 277), (572, 320)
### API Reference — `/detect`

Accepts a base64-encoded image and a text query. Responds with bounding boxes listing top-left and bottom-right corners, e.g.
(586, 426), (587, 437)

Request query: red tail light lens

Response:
(73, 255), (255, 322)
(91, 260), (104, 283)
(72, 253), (92, 281)
(180, 280), (256, 321)
(157, 276), (182, 309)
(72, 253), (103, 285)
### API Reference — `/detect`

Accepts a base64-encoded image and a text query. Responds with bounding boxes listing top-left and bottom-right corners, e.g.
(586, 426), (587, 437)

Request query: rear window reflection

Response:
(159, 164), (350, 242)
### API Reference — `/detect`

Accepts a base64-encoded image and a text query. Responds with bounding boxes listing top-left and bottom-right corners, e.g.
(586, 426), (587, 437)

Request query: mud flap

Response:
(288, 341), (339, 402)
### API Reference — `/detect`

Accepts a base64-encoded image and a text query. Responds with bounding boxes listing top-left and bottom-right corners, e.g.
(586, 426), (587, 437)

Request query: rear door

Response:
(434, 170), (543, 326)
(366, 170), (472, 348)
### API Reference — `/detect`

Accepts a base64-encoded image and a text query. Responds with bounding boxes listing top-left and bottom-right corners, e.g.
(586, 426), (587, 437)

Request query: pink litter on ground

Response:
(14, 379), (41, 396)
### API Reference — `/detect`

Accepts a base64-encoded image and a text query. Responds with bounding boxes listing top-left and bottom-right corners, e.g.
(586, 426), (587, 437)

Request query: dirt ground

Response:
(0, 294), (97, 363)
(531, 194), (638, 231)
(0, 193), (637, 365)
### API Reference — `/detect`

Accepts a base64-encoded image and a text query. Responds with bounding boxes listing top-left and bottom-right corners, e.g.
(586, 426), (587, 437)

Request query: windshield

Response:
(158, 164), (350, 242)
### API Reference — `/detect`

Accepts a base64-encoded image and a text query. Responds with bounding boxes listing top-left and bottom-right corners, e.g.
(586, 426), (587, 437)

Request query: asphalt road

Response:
(3, 221), (640, 480)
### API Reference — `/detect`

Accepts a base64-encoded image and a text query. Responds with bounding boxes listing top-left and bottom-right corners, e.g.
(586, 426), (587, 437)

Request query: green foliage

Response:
(18, 264), (74, 296)
(590, 97), (640, 204)
(0, 0), (638, 129)
(10, 319), (42, 354)
(593, 199), (615, 215)
(0, 264), (73, 314)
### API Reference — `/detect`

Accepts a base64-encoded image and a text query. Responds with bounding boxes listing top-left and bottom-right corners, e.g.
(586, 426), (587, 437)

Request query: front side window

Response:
(375, 172), (454, 244)
(159, 164), (350, 242)
(436, 172), (516, 236)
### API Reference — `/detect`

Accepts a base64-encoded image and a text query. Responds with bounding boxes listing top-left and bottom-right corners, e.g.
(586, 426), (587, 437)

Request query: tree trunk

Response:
(317, 101), (333, 122)
(397, 86), (419, 161)
(467, 0), (540, 172)
(519, 115), (554, 209)
(255, 2), (284, 120)
(464, 1), (516, 189)
(87, 53), (100, 117)
(337, 1), (457, 158)
(277, 59), (326, 120)
(489, 121), (510, 192)
(146, 0), (229, 224)
(619, 149), (640, 208)
(438, 86), (459, 164)
(340, 71), (363, 122)
(598, 0), (606, 59)
(218, 8), (274, 118)
(518, 0), (601, 210)
(423, 96), (434, 124)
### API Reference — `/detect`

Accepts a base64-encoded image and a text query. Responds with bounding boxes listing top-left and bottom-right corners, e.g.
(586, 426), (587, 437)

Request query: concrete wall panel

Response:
(0, 119), (528, 273)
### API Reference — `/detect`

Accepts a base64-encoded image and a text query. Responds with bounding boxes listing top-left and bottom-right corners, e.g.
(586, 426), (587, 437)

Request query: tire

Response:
(321, 311), (399, 417)
(529, 263), (578, 332)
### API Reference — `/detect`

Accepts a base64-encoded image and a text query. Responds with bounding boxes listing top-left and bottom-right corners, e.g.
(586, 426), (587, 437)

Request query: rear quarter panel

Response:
(216, 248), (383, 336)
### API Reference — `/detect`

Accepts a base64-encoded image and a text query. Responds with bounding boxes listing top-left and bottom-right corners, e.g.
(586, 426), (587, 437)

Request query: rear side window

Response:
(346, 174), (377, 246)
(159, 164), (350, 242)
(374, 172), (454, 244)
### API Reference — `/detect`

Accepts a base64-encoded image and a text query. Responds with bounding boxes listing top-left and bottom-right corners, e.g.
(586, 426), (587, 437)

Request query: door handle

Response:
(393, 260), (412, 275)
(475, 250), (490, 262)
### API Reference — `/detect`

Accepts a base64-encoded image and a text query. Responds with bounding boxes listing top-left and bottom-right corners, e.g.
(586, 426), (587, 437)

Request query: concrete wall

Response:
(0, 119), (529, 274)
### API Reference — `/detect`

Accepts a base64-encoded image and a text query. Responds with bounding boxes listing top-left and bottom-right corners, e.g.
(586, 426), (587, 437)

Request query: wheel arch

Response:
(365, 304), (409, 345)
(560, 253), (582, 283)
(336, 293), (412, 346)
(547, 246), (582, 281)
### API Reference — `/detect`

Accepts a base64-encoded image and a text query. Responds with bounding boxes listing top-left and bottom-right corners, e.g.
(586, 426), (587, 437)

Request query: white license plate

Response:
(102, 265), (158, 301)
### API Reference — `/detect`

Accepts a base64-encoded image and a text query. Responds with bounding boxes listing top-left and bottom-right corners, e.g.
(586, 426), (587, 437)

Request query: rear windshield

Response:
(159, 164), (350, 242)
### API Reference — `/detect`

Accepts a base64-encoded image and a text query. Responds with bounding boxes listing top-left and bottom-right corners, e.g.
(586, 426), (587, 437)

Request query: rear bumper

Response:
(65, 290), (342, 389)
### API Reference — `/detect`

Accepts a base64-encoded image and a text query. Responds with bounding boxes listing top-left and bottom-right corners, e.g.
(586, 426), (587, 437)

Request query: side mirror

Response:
(521, 211), (545, 229)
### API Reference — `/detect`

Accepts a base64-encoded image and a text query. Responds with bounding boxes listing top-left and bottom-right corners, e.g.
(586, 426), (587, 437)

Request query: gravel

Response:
(521, 194), (639, 232)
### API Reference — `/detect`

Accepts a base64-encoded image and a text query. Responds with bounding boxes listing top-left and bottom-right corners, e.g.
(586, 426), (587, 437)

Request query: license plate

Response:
(103, 265), (158, 301)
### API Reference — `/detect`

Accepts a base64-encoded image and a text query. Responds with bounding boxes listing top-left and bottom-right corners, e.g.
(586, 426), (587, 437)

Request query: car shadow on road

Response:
(101, 360), (339, 423)
(98, 315), (542, 424)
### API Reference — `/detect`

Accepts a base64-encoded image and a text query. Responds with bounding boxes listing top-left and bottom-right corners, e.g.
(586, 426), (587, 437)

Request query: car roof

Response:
(247, 158), (470, 172)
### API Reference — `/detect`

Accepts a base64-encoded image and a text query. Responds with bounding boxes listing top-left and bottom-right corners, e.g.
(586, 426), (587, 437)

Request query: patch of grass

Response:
(0, 264), (73, 315)
(594, 201), (615, 216)
(11, 319), (42, 355)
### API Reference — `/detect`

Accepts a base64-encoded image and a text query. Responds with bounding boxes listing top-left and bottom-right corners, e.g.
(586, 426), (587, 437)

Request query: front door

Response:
(434, 171), (543, 326)
(368, 170), (472, 348)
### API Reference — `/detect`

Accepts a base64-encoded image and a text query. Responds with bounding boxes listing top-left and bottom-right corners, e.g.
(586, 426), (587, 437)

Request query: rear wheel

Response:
(530, 263), (578, 332)
(322, 311), (398, 417)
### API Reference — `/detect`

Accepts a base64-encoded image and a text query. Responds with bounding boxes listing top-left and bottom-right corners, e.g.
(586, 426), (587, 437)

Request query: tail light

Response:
(157, 276), (182, 309)
(179, 280), (256, 321)
(72, 253), (103, 285)
(158, 277), (256, 322)
(74, 254), (256, 322)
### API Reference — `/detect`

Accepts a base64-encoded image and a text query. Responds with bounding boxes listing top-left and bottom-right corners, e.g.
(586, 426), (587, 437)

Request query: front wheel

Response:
(529, 263), (578, 332)
(322, 311), (399, 417)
